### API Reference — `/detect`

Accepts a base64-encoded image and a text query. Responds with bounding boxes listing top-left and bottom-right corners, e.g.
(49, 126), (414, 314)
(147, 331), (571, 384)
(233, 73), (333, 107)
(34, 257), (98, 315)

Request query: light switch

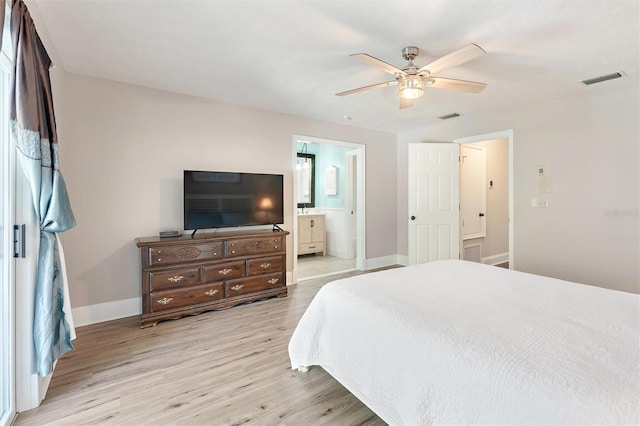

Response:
(531, 198), (548, 208)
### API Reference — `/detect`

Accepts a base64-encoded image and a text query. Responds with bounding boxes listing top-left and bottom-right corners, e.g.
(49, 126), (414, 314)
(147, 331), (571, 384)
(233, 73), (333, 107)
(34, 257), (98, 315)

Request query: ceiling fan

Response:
(336, 44), (487, 109)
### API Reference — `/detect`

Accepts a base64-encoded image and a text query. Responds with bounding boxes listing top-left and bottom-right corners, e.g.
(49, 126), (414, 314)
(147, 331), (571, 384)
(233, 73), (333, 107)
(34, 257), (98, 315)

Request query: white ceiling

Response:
(30, 0), (639, 134)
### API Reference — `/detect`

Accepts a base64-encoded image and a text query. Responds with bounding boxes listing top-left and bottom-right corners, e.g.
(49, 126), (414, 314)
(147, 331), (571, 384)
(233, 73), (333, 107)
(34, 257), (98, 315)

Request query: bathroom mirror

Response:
(297, 153), (315, 208)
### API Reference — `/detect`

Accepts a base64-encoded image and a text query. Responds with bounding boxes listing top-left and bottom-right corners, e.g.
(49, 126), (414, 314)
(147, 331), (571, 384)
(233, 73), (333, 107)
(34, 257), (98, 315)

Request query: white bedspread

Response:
(288, 260), (640, 425)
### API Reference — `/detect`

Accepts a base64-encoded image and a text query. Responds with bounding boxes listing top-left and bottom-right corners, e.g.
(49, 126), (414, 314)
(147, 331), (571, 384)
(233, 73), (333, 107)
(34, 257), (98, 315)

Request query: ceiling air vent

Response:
(581, 72), (624, 86)
(438, 113), (460, 120)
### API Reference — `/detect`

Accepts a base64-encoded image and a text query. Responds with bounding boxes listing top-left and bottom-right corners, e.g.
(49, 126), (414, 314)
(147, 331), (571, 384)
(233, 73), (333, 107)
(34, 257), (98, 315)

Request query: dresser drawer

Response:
(149, 267), (200, 292)
(225, 272), (285, 296)
(149, 243), (223, 266)
(203, 260), (245, 282)
(226, 236), (283, 257)
(150, 283), (224, 312)
(246, 255), (284, 276)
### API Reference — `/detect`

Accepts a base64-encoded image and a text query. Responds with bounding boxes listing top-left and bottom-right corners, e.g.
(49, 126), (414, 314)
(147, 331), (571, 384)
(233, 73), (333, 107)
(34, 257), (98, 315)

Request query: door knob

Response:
(410, 215), (416, 220)
(479, 213), (485, 217)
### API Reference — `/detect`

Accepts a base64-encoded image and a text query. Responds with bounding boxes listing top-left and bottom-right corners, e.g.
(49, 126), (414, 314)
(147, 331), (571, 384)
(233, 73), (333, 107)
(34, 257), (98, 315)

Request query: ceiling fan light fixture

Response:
(398, 76), (424, 100)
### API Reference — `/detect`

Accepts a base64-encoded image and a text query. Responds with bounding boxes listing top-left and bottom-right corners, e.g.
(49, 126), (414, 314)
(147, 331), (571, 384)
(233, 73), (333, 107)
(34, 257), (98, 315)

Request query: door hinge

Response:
(13, 224), (26, 258)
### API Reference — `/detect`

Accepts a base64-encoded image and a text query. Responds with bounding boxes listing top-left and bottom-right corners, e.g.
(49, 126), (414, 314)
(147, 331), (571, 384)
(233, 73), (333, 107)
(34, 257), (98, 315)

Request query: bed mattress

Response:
(288, 260), (640, 425)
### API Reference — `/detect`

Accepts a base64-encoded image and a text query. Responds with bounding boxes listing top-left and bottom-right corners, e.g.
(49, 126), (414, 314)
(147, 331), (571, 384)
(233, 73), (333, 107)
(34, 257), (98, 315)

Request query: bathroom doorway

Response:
(292, 135), (365, 281)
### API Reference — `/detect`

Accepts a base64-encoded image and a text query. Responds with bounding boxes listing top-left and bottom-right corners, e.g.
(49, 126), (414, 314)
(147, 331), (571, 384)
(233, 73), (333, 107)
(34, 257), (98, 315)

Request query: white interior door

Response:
(345, 151), (357, 260)
(0, 37), (15, 426)
(460, 144), (486, 240)
(408, 143), (460, 264)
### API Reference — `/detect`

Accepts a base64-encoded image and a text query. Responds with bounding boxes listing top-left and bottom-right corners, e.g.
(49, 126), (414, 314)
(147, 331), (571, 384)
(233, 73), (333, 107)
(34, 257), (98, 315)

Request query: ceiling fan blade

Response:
(351, 53), (406, 76)
(399, 98), (414, 109)
(429, 77), (487, 93)
(419, 44), (486, 75)
(336, 80), (397, 96)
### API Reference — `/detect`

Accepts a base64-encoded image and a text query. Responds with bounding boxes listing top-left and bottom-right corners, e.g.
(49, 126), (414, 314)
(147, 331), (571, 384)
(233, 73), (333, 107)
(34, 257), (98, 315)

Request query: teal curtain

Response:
(10, 0), (76, 376)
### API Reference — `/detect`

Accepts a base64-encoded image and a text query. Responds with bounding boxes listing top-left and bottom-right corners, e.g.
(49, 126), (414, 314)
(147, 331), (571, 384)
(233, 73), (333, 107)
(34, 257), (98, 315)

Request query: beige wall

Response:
(55, 73), (397, 309)
(52, 69), (639, 315)
(398, 75), (640, 294)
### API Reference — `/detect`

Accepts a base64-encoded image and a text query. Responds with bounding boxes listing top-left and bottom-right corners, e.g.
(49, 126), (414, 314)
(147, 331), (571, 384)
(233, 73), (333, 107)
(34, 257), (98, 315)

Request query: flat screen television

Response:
(184, 170), (284, 231)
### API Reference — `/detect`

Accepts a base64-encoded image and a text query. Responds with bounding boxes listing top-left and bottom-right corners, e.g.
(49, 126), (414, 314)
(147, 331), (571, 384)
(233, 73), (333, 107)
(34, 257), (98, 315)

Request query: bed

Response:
(288, 260), (639, 425)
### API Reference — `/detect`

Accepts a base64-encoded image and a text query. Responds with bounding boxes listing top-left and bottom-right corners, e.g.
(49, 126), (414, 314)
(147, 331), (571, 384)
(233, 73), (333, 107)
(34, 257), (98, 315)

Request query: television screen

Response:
(184, 170), (284, 230)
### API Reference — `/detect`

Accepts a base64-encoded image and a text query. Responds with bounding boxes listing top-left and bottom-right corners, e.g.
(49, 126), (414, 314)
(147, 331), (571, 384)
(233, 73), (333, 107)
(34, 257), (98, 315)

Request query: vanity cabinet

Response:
(136, 229), (288, 328)
(298, 214), (326, 255)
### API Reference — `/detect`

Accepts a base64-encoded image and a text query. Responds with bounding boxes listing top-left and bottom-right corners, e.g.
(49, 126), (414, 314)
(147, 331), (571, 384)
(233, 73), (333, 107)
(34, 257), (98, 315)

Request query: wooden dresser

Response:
(298, 214), (326, 255)
(136, 229), (288, 328)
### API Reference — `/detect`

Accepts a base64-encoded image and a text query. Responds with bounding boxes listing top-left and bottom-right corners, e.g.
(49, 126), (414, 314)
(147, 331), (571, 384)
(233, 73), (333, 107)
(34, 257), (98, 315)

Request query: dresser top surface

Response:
(136, 229), (289, 247)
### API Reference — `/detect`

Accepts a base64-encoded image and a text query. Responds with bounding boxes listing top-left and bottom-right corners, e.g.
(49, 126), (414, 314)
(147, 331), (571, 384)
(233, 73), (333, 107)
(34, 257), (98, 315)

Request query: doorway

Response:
(456, 130), (513, 268)
(292, 135), (365, 281)
(460, 139), (508, 265)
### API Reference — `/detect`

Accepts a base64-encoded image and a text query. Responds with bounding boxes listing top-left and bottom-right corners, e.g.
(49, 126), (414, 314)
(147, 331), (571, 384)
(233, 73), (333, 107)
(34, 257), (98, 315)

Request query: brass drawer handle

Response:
(205, 289), (219, 296)
(231, 250), (236, 254)
(267, 278), (279, 285)
(156, 297), (173, 305)
(157, 250), (162, 254)
(218, 268), (233, 276)
(259, 262), (271, 270)
(168, 275), (185, 283)
(157, 258), (162, 262)
(274, 246), (278, 249)
(230, 284), (244, 291)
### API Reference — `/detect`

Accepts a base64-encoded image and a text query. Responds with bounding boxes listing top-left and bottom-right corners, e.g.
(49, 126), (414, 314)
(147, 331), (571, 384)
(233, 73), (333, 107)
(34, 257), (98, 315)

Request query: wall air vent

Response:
(438, 113), (460, 120)
(581, 72), (624, 86)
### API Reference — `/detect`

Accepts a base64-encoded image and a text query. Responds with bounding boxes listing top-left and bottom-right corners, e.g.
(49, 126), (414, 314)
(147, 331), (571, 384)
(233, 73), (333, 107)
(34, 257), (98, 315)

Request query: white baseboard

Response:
(396, 255), (409, 267)
(482, 252), (509, 266)
(72, 297), (141, 327)
(365, 255), (405, 270)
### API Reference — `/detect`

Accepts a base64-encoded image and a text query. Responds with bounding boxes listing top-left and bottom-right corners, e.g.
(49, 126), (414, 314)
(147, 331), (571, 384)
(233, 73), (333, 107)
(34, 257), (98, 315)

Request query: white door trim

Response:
(455, 129), (514, 268)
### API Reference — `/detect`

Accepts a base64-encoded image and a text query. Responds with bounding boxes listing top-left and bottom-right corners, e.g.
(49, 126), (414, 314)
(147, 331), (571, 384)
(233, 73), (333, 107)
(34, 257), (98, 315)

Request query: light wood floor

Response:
(15, 270), (390, 426)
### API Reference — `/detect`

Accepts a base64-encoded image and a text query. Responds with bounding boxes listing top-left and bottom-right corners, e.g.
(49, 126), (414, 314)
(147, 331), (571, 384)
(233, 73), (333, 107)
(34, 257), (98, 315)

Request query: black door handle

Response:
(410, 216), (416, 220)
(479, 213), (485, 217)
